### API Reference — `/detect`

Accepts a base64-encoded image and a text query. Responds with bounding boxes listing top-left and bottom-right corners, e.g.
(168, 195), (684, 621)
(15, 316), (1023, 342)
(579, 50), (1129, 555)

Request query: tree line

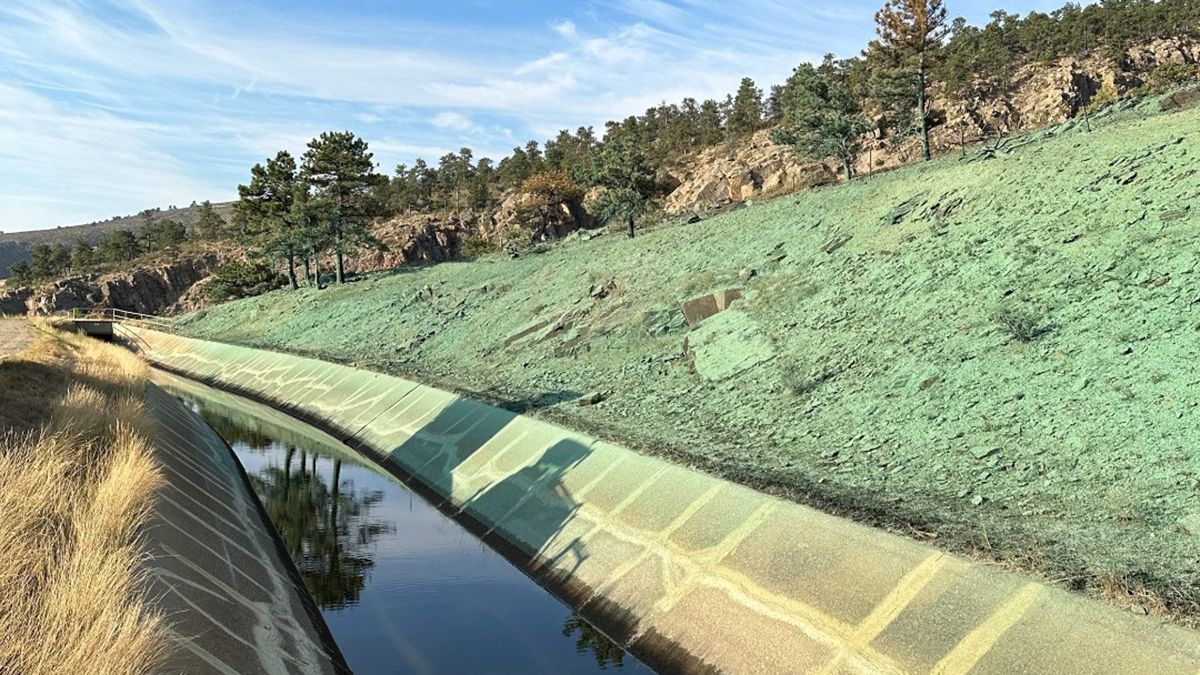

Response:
(7, 202), (226, 286)
(9, 0), (1197, 293)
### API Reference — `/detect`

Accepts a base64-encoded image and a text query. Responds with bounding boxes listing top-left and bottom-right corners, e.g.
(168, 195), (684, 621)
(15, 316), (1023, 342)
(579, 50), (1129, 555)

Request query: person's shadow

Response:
(383, 399), (592, 573)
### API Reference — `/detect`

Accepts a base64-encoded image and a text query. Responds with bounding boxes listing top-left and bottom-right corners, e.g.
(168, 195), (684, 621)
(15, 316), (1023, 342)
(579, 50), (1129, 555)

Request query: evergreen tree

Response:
(142, 219), (187, 252)
(773, 57), (872, 182)
(727, 77), (764, 136)
(97, 230), (141, 265)
(8, 260), (31, 287)
(871, 0), (950, 161)
(300, 131), (383, 284)
(194, 200), (227, 240)
(587, 137), (658, 239)
(50, 243), (72, 275)
(469, 158), (495, 210)
(697, 99), (725, 145)
(520, 171), (584, 240)
(29, 245), (55, 280)
(236, 151), (303, 289)
(71, 238), (96, 273)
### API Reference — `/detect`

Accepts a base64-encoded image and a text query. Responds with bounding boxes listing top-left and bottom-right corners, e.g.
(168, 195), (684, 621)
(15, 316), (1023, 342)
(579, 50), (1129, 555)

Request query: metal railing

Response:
(92, 308), (178, 334)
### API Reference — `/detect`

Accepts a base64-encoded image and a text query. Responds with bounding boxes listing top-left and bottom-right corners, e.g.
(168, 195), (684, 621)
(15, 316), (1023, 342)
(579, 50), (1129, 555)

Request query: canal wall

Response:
(122, 326), (1200, 675)
(141, 381), (349, 675)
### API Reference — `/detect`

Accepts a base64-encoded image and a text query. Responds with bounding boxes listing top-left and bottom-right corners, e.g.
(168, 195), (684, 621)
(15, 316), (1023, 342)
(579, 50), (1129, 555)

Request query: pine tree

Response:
(50, 243), (72, 276)
(194, 200), (226, 240)
(236, 151), (302, 289)
(872, 0), (949, 161)
(97, 230), (141, 265)
(29, 245), (55, 280)
(300, 131), (383, 284)
(71, 238), (96, 273)
(587, 138), (658, 239)
(727, 77), (764, 136)
(772, 57), (872, 182)
(8, 260), (31, 287)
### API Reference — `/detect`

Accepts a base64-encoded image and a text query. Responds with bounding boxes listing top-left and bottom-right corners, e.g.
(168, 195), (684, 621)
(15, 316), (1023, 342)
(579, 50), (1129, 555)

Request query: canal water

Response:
(157, 373), (656, 675)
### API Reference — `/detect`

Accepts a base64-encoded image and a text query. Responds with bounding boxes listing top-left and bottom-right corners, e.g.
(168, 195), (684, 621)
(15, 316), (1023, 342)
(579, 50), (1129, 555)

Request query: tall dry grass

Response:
(0, 325), (168, 675)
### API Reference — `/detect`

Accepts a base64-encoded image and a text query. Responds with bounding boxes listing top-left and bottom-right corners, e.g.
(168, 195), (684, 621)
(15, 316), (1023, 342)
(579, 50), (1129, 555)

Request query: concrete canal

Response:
(156, 371), (655, 675)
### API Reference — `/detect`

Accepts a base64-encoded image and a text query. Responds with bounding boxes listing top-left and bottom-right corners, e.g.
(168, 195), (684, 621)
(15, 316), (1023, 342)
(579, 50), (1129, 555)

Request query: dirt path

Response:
(0, 319), (33, 360)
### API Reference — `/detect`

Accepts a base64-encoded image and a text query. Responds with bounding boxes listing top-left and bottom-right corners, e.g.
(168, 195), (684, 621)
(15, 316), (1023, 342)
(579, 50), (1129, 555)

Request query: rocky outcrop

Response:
(12, 254), (218, 316)
(348, 216), (471, 273)
(859, 37), (1200, 171)
(347, 194), (599, 274)
(0, 286), (32, 316)
(663, 131), (838, 213)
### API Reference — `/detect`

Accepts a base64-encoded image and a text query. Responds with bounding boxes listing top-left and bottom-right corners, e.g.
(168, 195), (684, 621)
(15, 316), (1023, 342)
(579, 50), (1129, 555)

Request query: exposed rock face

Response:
(663, 131), (838, 213)
(859, 37), (1200, 172)
(347, 194), (599, 274)
(348, 216), (470, 273)
(0, 286), (32, 316)
(13, 254), (217, 316)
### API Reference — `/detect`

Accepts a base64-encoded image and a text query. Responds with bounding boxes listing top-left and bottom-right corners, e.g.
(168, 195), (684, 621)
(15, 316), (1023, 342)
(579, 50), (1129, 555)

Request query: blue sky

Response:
(0, 0), (1067, 232)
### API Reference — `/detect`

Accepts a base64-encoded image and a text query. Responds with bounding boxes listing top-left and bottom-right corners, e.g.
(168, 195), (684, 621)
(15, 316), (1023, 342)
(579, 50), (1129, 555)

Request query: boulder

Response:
(681, 289), (744, 328)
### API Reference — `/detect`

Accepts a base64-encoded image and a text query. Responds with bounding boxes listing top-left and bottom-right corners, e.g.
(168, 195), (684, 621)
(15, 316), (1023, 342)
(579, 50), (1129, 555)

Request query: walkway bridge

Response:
(73, 308), (176, 341)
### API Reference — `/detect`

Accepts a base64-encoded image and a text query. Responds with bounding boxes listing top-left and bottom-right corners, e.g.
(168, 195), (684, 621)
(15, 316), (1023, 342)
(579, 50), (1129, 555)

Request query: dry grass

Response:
(0, 323), (168, 675)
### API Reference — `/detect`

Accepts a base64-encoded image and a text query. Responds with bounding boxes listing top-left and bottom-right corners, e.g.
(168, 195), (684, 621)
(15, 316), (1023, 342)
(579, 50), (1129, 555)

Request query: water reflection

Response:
(159, 373), (654, 675)
(563, 615), (631, 670)
(253, 449), (391, 610)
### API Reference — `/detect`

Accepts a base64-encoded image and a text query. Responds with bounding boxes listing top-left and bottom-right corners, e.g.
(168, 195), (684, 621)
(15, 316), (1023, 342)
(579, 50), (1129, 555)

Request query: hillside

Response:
(0, 202), (233, 279)
(178, 93), (1200, 621)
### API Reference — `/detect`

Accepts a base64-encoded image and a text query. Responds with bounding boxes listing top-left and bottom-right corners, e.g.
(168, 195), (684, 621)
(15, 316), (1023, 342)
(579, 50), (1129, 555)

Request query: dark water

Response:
(163, 376), (655, 675)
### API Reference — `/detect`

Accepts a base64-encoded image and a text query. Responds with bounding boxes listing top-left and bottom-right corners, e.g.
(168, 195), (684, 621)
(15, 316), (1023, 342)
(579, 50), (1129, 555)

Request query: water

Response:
(161, 374), (655, 675)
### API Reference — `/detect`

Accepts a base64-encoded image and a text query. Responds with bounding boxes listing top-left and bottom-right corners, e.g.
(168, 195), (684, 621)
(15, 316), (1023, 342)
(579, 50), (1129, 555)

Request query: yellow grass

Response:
(0, 323), (167, 675)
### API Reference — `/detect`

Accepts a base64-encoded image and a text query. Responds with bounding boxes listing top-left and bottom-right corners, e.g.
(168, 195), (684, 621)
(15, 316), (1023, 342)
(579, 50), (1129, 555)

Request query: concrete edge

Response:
(123, 325), (1200, 675)
(141, 381), (351, 675)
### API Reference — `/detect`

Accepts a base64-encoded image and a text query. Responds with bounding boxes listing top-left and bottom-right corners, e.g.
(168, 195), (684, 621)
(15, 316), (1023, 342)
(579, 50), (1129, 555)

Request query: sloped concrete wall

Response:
(123, 326), (1200, 675)
(141, 382), (348, 675)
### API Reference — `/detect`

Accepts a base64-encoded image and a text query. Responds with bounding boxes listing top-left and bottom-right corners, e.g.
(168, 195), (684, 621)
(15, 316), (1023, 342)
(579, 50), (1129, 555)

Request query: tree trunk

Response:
(286, 252), (298, 290)
(626, 214), (635, 239)
(843, 160), (852, 182)
(302, 257), (312, 287)
(918, 64), (931, 162)
(334, 230), (345, 285)
(312, 249), (322, 290)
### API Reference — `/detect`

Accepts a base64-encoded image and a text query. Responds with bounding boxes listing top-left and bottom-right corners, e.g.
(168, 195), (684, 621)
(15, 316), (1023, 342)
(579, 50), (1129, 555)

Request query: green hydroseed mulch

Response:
(181, 92), (1200, 620)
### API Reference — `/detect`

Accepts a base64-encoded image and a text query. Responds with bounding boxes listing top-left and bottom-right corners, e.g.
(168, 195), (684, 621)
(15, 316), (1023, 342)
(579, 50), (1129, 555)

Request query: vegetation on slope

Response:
(1, 201), (232, 283)
(0, 322), (166, 674)
(6, 0), (1198, 297)
(180, 95), (1200, 622)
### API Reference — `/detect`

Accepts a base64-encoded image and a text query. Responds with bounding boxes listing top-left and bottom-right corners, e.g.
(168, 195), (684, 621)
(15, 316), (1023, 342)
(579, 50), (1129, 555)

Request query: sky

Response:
(0, 0), (1068, 232)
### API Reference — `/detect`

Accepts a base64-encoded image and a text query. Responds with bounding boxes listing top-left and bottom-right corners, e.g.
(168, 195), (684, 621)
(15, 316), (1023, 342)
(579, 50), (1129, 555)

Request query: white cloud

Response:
(432, 112), (480, 132)
(0, 84), (229, 229)
(551, 20), (578, 39)
(0, 0), (1062, 230)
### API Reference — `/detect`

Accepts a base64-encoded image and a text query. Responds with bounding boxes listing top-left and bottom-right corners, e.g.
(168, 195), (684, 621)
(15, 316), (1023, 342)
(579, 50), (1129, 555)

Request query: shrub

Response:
(460, 236), (499, 259)
(204, 260), (285, 302)
(1150, 62), (1199, 89)
(994, 308), (1050, 343)
(1084, 82), (1119, 114)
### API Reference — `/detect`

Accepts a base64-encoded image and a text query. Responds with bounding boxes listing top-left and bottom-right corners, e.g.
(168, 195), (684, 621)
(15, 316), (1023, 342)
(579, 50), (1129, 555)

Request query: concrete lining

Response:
(123, 325), (1200, 675)
(141, 382), (349, 675)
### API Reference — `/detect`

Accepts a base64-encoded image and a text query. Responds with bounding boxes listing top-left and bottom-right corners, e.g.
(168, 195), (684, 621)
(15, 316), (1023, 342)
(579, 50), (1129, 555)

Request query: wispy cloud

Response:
(0, 0), (1056, 230)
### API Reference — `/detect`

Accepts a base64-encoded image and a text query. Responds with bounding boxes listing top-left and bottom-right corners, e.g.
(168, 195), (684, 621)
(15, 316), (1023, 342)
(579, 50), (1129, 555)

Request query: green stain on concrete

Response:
(125, 326), (1200, 675)
(174, 96), (1200, 613)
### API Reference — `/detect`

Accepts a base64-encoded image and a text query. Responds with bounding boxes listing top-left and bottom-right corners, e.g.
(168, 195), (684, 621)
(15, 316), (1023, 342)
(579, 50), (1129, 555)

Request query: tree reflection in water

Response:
(171, 383), (653, 671)
(562, 614), (630, 669)
(250, 448), (394, 610)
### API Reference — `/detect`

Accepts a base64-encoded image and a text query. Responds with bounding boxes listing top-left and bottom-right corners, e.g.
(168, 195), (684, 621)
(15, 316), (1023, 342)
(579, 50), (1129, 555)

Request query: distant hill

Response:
(0, 202), (234, 278)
